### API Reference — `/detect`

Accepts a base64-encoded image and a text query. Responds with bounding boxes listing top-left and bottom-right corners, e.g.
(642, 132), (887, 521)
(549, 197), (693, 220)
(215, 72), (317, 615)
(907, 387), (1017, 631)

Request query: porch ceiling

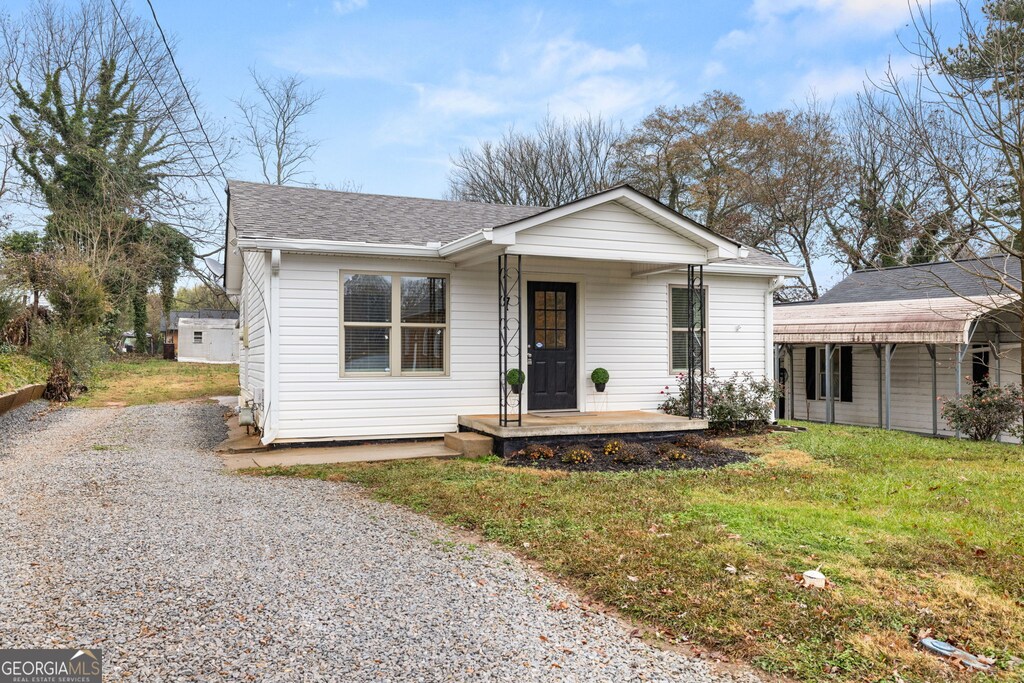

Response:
(774, 295), (1016, 345)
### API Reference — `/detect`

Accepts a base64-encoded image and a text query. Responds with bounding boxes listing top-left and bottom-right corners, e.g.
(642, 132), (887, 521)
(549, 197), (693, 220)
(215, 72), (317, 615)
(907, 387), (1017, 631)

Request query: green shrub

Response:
(561, 445), (593, 465)
(660, 369), (778, 429)
(29, 321), (108, 400)
(941, 381), (1024, 441)
(591, 367), (609, 384)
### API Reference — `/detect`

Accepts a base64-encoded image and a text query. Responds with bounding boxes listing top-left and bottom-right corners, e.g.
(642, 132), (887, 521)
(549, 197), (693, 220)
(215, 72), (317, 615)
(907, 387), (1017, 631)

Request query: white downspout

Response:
(261, 249), (282, 445)
(766, 277), (785, 420)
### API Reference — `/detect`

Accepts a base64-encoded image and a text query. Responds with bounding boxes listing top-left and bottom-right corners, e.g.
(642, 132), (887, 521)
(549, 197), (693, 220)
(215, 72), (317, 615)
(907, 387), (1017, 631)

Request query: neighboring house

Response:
(775, 257), (1022, 440)
(224, 180), (802, 446)
(161, 309), (239, 351)
(176, 318), (239, 364)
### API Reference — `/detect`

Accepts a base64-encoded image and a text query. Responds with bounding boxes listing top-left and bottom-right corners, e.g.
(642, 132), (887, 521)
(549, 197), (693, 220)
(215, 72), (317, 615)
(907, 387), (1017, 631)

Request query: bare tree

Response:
(447, 114), (622, 206)
(615, 92), (762, 240)
(235, 68), (323, 186)
(748, 100), (847, 300)
(871, 0), (1024, 389)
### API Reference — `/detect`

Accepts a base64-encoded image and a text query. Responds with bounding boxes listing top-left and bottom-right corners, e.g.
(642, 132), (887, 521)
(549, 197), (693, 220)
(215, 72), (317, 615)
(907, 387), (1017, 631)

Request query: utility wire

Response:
(137, 0), (275, 432)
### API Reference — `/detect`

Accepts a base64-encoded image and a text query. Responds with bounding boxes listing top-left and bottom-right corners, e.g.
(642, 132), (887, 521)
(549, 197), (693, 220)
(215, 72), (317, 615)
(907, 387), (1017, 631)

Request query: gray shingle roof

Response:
(227, 180), (548, 245)
(225, 179), (795, 271)
(815, 257), (1023, 305)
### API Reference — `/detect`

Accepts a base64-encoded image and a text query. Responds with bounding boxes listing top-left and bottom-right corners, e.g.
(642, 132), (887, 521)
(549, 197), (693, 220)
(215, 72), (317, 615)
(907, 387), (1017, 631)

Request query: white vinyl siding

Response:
(239, 250), (267, 401)
(269, 253), (773, 442)
(512, 201), (708, 263)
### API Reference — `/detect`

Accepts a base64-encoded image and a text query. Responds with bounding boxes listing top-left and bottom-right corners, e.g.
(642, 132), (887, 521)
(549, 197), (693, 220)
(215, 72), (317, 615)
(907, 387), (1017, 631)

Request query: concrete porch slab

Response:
(221, 439), (460, 471)
(458, 410), (708, 439)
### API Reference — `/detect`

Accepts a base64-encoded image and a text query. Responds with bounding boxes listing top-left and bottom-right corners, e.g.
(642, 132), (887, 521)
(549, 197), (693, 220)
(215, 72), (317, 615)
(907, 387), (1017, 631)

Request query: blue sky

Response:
(104, 0), (964, 200)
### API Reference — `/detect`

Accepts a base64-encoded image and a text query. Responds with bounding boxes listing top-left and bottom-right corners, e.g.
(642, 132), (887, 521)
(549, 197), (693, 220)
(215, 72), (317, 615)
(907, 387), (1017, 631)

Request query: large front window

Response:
(341, 273), (448, 376)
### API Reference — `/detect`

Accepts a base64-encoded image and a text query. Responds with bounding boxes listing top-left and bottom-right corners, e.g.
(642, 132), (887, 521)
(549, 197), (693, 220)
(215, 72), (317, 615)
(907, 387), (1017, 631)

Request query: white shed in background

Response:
(177, 318), (239, 364)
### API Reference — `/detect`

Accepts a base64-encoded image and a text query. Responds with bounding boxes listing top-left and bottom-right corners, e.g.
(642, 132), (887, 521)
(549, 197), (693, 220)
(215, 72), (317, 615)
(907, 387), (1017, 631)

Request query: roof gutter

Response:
(236, 236), (442, 258)
(438, 229), (491, 256)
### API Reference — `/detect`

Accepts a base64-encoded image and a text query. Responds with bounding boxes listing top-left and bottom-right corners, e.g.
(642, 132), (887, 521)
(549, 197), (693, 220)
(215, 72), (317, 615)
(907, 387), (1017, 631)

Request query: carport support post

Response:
(873, 344), (883, 428)
(955, 342), (968, 440)
(787, 345), (795, 422)
(927, 344), (938, 436)
(884, 343), (894, 430)
(824, 343), (834, 424)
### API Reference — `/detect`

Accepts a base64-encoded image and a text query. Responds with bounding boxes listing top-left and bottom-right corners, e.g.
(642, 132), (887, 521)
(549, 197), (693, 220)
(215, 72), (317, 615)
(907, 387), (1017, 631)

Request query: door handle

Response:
(527, 351), (533, 366)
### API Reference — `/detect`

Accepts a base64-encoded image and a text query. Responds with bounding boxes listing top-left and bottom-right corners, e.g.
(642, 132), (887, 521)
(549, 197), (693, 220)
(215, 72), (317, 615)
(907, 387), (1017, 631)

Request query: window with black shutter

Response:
(805, 346), (853, 403)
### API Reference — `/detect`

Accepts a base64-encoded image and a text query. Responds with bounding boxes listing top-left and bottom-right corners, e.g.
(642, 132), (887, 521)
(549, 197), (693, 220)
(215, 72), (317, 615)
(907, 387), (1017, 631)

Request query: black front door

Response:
(527, 282), (577, 411)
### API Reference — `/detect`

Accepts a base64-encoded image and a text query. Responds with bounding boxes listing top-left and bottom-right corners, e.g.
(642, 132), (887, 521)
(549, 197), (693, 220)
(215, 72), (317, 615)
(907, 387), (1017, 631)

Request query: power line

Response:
(138, 0), (275, 434)
(144, 0), (229, 187)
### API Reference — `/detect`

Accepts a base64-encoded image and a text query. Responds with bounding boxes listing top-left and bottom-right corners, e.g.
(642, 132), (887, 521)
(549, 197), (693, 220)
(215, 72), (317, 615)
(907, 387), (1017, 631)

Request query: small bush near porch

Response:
(246, 424), (1024, 682)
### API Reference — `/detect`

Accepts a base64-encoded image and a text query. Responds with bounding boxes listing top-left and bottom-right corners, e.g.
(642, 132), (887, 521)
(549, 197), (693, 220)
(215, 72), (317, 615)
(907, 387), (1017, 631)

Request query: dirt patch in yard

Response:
(504, 433), (752, 472)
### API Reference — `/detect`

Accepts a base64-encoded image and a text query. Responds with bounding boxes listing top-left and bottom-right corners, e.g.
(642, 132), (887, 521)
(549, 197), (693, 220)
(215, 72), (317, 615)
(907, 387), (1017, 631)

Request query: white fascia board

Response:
(437, 230), (490, 256)
(236, 236), (442, 259)
(703, 262), (805, 277)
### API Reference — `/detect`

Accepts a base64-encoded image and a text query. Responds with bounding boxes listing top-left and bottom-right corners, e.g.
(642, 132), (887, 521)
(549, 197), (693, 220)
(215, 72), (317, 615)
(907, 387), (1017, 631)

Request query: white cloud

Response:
(751, 0), (944, 33)
(332, 0), (367, 16)
(717, 0), (955, 54)
(701, 60), (727, 81)
(784, 54), (919, 102)
(380, 34), (673, 145)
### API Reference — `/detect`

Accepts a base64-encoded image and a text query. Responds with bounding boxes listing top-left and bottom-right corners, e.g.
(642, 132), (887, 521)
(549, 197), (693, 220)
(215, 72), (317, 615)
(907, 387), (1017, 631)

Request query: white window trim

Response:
(669, 285), (709, 374)
(193, 330), (203, 344)
(813, 346), (847, 402)
(339, 271), (450, 378)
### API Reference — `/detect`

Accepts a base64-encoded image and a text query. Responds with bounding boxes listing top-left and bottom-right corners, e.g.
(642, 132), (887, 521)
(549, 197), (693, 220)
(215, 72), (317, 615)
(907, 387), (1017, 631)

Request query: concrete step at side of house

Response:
(222, 439), (460, 470)
(444, 431), (495, 457)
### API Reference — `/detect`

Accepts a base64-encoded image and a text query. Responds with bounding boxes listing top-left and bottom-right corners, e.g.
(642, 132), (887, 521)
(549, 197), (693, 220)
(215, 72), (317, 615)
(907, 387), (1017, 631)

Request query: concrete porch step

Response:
(222, 439), (460, 471)
(444, 431), (495, 457)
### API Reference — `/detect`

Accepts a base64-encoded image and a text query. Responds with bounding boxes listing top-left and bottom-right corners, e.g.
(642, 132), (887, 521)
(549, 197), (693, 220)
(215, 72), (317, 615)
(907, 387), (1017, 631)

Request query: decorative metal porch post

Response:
(498, 254), (523, 426)
(686, 264), (706, 419)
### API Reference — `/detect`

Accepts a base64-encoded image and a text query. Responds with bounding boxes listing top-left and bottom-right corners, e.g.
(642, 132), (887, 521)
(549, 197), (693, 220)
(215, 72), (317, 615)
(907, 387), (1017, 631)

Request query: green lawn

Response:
(73, 357), (239, 407)
(245, 424), (1024, 682)
(0, 353), (48, 393)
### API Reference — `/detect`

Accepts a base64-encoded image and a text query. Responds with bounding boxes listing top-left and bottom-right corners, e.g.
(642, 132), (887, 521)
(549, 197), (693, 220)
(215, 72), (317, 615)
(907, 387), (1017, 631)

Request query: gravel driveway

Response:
(0, 401), (761, 682)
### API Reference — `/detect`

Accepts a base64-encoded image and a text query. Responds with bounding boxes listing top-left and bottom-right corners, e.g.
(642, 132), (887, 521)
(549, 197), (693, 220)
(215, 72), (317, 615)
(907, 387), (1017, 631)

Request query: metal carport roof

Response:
(774, 295), (1016, 345)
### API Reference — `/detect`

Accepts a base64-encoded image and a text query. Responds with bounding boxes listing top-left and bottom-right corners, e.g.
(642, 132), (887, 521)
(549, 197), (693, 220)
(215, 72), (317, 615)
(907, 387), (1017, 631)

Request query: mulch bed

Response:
(503, 433), (753, 473)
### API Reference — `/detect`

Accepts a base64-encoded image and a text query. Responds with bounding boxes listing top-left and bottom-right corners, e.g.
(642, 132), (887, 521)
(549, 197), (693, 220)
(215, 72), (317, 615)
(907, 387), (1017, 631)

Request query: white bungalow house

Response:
(775, 258), (1022, 441)
(223, 180), (801, 449)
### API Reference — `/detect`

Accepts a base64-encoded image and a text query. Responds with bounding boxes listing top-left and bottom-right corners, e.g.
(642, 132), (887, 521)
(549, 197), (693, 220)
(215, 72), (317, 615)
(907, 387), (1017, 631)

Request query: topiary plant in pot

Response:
(591, 367), (609, 392)
(506, 368), (525, 394)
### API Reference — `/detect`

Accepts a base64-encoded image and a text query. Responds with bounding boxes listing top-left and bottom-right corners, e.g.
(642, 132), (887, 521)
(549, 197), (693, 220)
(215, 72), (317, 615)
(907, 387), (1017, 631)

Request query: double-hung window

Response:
(341, 273), (448, 376)
(669, 286), (708, 373)
(805, 346), (853, 402)
(193, 331), (203, 344)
